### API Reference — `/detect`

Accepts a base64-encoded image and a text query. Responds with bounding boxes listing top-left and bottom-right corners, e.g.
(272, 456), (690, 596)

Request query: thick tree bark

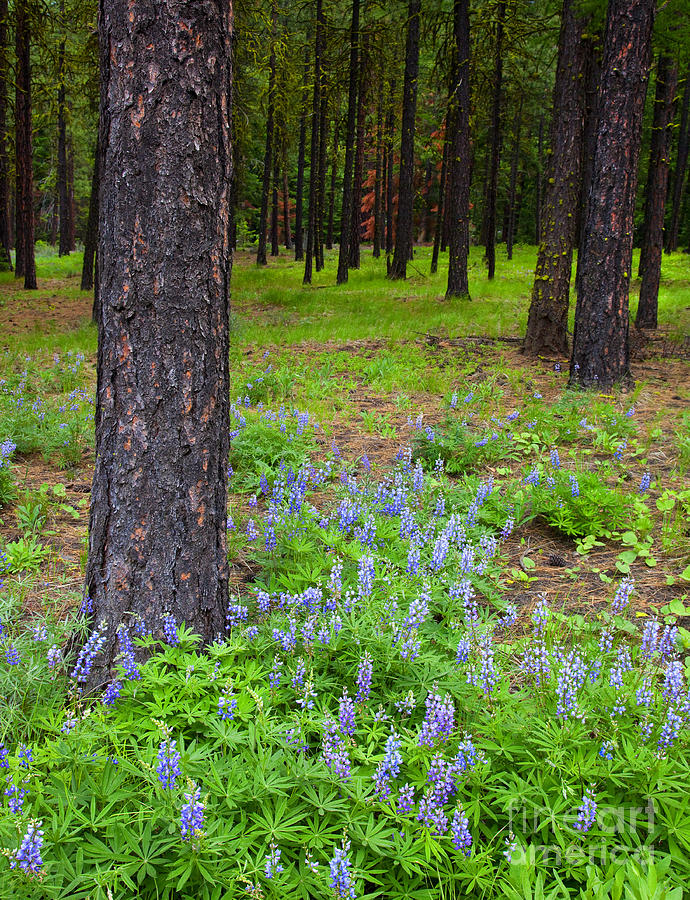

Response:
(257, 1), (277, 266)
(15, 0), (36, 290)
(81, 136), (100, 294)
(84, 0), (233, 687)
(570, 0), (655, 389)
(430, 108), (449, 275)
(337, 0), (359, 285)
(294, 55), (309, 261)
(534, 112), (543, 245)
(373, 79), (383, 257)
(484, 0), (505, 281)
(270, 150), (279, 256)
(388, 0), (421, 280)
(282, 158), (292, 251)
(445, 0), (471, 300)
(0, 0), (11, 268)
(575, 35), (601, 295)
(505, 97), (522, 260)
(349, 34), (368, 270)
(637, 56), (677, 328)
(664, 69), (689, 254)
(303, 0), (323, 285)
(315, 90), (328, 272)
(524, 0), (588, 356)
(326, 119), (338, 250)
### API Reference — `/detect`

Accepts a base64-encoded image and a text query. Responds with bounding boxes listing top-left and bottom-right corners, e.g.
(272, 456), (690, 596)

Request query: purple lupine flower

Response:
(321, 715), (350, 780)
(180, 784), (204, 842)
(418, 692), (455, 747)
(406, 545), (421, 576)
(451, 806), (472, 856)
(18, 745), (33, 768)
(554, 648), (588, 720)
(339, 689), (356, 736)
(573, 787), (597, 833)
(662, 660), (684, 705)
(0, 745), (7, 768)
(102, 680), (122, 707)
(218, 685), (237, 720)
(162, 613), (179, 646)
(357, 556), (375, 598)
(329, 839), (355, 899)
(47, 644), (62, 674)
(397, 783), (415, 814)
(268, 655), (283, 690)
(9, 821), (43, 874)
(639, 472), (651, 494)
(658, 707), (683, 755)
(611, 577), (634, 615)
(456, 636), (471, 664)
(467, 630), (500, 698)
(5, 644), (20, 666)
(372, 732), (402, 800)
(156, 739), (181, 790)
(116, 624), (140, 680)
(264, 843), (284, 879)
(550, 449), (561, 469)
(70, 620), (107, 684)
(569, 475), (580, 498)
(355, 652), (373, 703)
(657, 625), (677, 661)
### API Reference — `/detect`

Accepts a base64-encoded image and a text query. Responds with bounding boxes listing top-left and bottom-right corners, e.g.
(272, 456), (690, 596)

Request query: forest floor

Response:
(1, 243), (688, 630)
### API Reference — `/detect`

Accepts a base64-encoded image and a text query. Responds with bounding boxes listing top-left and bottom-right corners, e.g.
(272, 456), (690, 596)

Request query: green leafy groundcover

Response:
(1, 401), (689, 900)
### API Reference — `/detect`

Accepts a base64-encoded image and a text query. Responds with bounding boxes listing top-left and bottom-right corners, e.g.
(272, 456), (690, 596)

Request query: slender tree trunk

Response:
(485, 0), (505, 280)
(373, 79), (383, 257)
(0, 0), (9, 268)
(316, 90), (328, 272)
(570, 0), (655, 389)
(385, 78), (395, 259)
(303, 0), (323, 285)
(15, 0), (36, 290)
(326, 119), (338, 250)
(505, 98), (522, 260)
(665, 69), (690, 254)
(67, 135), (76, 250)
(50, 193), (58, 245)
(575, 35), (601, 296)
(282, 157), (292, 250)
(389, 0), (421, 280)
(431, 108), (449, 275)
(421, 159), (433, 242)
(58, 0), (71, 256)
(294, 54), (309, 261)
(637, 57), (677, 328)
(445, 0), (471, 299)
(336, 0), (359, 284)
(81, 136), (100, 294)
(349, 33), (368, 269)
(257, 1), (277, 266)
(524, 0), (588, 356)
(270, 149), (279, 256)
(534, 112), (544, 245)
(85, 0), (233, 686)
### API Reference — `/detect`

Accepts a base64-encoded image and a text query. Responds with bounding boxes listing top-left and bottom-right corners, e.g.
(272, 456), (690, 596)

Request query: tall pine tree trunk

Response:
(389, 0), (421, 280)
(484, 0), (505, 281)
(85, 0), (233, 686)
(294, 55), (309, 261)
(445, 0), (471, 299)
(282, 156), (292, 251)
(15, 0), (36, 290)
(570, 0), (655, 388)
(349, 34), (367, 269)
(505, 97), (522, 260)
(316, 91), (328, 272)
(373, 79), (383, 257)
(637, 56), (677, 328)
(524, 0), (587, 356)
(270, 150), (279, 256)
(534, 112), (543, 245)
(664, 69), (689, 254)
(336, 0), (359, 284)
(81, 136), (100, 294)
(0, 0), (11, 268)
(575, 34), (601, 297)
(303, 0), (323, 285)
(326, 120), (338, 250)
(385, 79), (395, 258)
(430, 107), (449, 275)
(421, 159), (433, 242)
(257, 1), (277, 266)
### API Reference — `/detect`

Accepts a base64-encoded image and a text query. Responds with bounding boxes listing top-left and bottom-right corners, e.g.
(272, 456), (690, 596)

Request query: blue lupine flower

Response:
(451, 806), (472, 856)
(116, 624), (140, 679)
(70, 620), (107, 684)
(355, 652), (372, 703)
(611, 577), (634, 615)
(180, 784), (204, 842)
(339, 689), (356, 736)
(218, 685), (237, 720)
(573, 787), (597, 833)
(639, 472), (651, 494)
(264, 843), (284, 879)
(550, 449), (561, 469)
(418, 692), (455, 747)
(330, 839), (356, 899)
(397, 783), (415, 814)
(321, 715), (350, 780)
(5, 644), (20, 666)
(9, 821), (43, 874)
(372, 731), (402, 799)
(156, 739), (181, 789)
(102, 680), (122, 707)
(162, 613), (180, 646)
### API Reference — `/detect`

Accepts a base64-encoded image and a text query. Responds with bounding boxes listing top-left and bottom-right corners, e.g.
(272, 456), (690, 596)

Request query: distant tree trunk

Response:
(421, 159), (433, 242)
(81, 136), (100, 294)
(58, 2), (71, 256)
(445, 0), (471, 300)
(326, 120), (338, 250)
(385, 79), (395, 259)
(0, 0), (10, 268)
(67, 136), (76, 250)
(637, 56), (677, 328)
(294, 56), (309, 261)
(570, 0), (655, 388)
(337, 0), (359, 284)
(315, 91), (328, 272)
(389, 0), (421, 280)
(505, 98), (522, 260)
(303, 0), (323, 285)
(85, 0), (233, 686)
(664, 68), (689, 254)
(524, 0), (587, 356)
(15, 0), (36, 290)
(349, 34), (368, 269)
(282, 159), (292, 251)
(373, 80), (383, 257)
(575, 35), (601, 296)
(257, 2), (277, 266)
(430, 108), (449, 275)
(484, 0), (505, 280)
(534, 112), (544, 245)
(270, 150), (279, 256)
(50, 194), (58, 245)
